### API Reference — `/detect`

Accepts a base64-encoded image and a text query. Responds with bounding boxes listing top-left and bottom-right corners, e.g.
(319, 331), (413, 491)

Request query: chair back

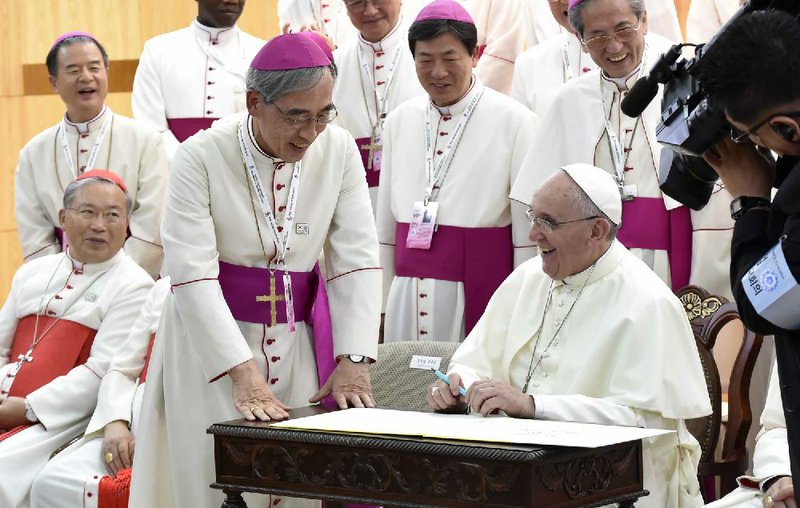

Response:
(677, 285), (764, 499)
(369, 340), (460, 412)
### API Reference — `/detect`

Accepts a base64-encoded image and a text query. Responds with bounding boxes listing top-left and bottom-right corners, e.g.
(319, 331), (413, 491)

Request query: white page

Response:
(271, 408), (673, 448)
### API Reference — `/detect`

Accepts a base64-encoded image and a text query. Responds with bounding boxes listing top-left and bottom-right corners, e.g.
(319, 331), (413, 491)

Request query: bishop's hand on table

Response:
(229, 359), (290, 422)
(309, 357), (375, 409)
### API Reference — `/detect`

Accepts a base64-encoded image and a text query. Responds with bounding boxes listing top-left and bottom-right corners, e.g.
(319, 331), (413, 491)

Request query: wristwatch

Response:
(24, 398), (38, 423)
(730, 196), (771, 220)
(339, 354), (369, 364)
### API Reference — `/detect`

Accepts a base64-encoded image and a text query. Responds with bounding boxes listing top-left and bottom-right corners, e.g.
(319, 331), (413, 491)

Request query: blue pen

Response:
(433, 369), (467, 397)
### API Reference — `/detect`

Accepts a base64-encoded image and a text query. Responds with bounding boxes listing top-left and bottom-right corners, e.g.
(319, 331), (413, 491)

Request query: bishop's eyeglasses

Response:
(580, 21), (642, 51)
(525, 209), (600, 234)
(269, 102), (339, 128)
(343, 0), (389, 12)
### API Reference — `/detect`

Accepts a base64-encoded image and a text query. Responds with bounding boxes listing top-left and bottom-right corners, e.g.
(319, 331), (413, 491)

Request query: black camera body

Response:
(621, 0), (800, 210)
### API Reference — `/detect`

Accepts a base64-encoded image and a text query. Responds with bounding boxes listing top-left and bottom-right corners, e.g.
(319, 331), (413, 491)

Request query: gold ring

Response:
(250, 406), (258, 413)
(764, 494), (774, 508)
(105, 452), (114, 464)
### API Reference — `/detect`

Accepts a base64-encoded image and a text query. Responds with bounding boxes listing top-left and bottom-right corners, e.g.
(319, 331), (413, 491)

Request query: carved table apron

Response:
(208, 406), (649, 507)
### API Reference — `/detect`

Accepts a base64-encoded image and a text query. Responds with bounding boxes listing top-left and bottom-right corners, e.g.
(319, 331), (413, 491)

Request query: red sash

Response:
(7, 316), (97, 398)
(98, 467), (131, 508)
(138, 334), (156, 384)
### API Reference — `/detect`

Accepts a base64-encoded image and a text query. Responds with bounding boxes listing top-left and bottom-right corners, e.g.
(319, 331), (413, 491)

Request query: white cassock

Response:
(0, 250), (153, 508)
(129, 113), (381, 508)
(332, 17), (427, 211)
(278, 0), (357, 47)
(15, 107), (168, 279)
(642, 0), (683, 43)
(468, 0), (530, 95)
(131, 20), (265, 158)
(449, 240), (711, 507)
(510, 33), (735, 299)
(511, 31), (596, 116)
(377, 79), (538, 343)
(521, 0), (562, 48)
(686, 0), (741, 44)
(706, 363), (790, 507)
(29, 278), (170, 508)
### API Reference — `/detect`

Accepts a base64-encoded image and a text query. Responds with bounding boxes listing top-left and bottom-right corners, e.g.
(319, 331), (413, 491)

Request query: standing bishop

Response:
(0, 171), (153, 507)
(510, 0), (734, 298)
(376, 0), (538, 343)
(333, 0), (426, 209)
(132, 0), (265, 157)
(15, 32), (168, 279)
(129, 34), (381, 508)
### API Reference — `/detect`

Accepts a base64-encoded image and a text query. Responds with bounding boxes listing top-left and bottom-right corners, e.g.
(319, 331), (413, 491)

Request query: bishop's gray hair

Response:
(46, 35), (109, 77)
(567, 176), (619, 240)
(63, 177), (132, 215)
(568, 0), (645, 37)
(246, 64), (338, 104)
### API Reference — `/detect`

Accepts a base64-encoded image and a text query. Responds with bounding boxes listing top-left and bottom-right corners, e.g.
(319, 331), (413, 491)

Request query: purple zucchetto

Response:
(298, 31), (335, 63)
(568, 0), (584, 10)
(413, 0), (474, 24)
(250, 33), (331, 71)
(52, 31), (98, 49)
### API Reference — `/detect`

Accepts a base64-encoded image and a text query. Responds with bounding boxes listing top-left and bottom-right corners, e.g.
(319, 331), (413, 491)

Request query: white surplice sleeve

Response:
(15, 139), (61, 262)
(375, 114), (398, 310)
(131, 42), (181, 158)
(161, 143), (254, 382)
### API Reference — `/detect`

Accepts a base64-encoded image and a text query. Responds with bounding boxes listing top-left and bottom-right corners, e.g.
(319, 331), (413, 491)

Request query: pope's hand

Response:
(229, 359), (290, 422)
(102, 420), (135, 476)
(427, 372), (468, 413)
(703, 137), (774, 199)
(766, 476), (795, 508)
(0, 396), (29, 431)
(466, 379), (535, 418)
(309, 358), (375, 409)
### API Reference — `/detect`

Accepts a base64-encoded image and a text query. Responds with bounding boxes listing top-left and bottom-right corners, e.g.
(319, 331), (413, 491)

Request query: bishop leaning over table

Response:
(129, 33), (382, 508)
(0, 171), (153, 507)
(429, 164), (711, 507)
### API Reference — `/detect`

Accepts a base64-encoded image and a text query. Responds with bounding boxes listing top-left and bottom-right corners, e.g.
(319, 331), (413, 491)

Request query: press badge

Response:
(406, 201), (439, 250)
(742, 241), (800, 330)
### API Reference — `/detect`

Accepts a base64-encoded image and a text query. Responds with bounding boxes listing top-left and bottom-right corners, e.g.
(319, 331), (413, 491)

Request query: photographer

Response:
(696, 10), (800, 508)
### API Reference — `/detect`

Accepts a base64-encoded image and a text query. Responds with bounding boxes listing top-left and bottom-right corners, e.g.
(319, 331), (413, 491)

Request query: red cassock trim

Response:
(98, 467), (132, 508)
(138, 334), (157, 384)
(0, 424), (33, 443)
(8, 316), (97, 398)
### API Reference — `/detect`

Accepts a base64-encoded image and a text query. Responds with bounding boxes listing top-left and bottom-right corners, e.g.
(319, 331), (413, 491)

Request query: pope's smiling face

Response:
(578, 0), (647, 79)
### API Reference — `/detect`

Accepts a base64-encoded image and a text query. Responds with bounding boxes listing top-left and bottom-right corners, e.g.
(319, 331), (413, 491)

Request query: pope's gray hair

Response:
(566, 175), (618, 240)
(63, 177), (132, 215)
(568, 0), (645, 37)
(246, 64), (338, 104)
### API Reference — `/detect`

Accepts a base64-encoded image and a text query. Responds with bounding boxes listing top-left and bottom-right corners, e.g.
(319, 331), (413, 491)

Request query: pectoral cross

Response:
(15, 349), (33, 374)
(255, 273), (285, 327)
(360, 135), (382, 171)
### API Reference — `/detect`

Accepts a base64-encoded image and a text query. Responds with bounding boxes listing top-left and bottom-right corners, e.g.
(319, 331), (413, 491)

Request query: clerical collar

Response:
(64, 105), (109, 135)
(192, 19), (238, 44)
(245, 115), (285, 165)
(358, 16), (404, 52)
(65, 247), (124, 275)
(601, 64), (641, 92)
(431, 75), (478, 117)
(558, 240), (625, 288)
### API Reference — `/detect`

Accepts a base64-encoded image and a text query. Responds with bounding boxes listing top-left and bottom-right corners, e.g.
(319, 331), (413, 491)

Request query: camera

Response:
(620, 0), (800, 210)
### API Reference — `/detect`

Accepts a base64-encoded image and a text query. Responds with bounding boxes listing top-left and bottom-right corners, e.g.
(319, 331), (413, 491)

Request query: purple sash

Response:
(617, 197), (692, 290)
(394, 223), (513, 334)
(354, 137), (381, 188)
(167, 118), (217, 142)
(217, 261), (336, 387)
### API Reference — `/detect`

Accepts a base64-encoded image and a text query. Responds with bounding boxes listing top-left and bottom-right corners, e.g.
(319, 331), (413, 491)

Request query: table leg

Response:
(618, 501), (635, 508)
(221, 489), (247, 508)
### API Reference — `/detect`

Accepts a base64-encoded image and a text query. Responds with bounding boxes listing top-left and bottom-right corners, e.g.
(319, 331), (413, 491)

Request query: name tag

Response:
(622, 184), (638, 201)
(409, 355), (442, 371)
(406, 201), (439, 250)
(85, 293), (97, 302)
(742, 242), (800, 330)
(296, 223), (310, 235)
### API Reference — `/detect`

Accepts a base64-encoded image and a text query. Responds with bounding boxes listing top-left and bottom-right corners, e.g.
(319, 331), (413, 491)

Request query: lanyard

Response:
(237, 118), (303, 331)
(59, 111), (111, 177)
(357, 36), (404, 133)
(600, 43), (648, 191)
(561, 38), (583, 83)
(423, 84), (484, 204)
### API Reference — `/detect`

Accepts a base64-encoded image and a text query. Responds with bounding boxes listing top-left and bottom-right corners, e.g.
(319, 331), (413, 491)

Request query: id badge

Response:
(406, 201), (439, 250)
(372, 132), (382, 172)
(622, 184), (638, 201)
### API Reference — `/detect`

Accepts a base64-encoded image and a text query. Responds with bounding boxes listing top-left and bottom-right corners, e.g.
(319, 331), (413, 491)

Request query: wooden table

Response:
(208, 406), (649, 507)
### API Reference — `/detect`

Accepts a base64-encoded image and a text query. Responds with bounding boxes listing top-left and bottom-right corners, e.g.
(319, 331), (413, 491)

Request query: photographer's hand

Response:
(704, 138), (774, 199)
